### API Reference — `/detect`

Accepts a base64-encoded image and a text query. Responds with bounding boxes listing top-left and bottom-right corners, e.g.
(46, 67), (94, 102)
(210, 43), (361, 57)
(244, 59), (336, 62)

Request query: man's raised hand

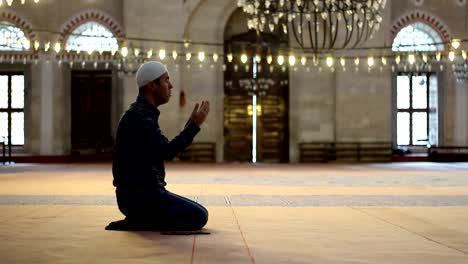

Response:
(190, 101), (210, 126)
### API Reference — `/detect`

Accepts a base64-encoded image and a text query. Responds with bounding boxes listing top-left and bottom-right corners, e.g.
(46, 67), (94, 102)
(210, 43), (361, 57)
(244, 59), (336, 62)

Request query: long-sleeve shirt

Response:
(112, 96), (200, 191)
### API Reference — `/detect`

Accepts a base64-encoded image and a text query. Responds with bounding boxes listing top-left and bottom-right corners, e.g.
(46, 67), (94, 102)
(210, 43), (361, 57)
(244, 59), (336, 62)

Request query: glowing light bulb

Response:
(436, 52), (441, 62)
(159, 49), (166, 60)
(395, 55), (401, 65)
(255, 54), (261, 63)
(277, 55), (284, 65)
(147, 49), (153, 59)
(198, 51), (205, 62)
(267, 55), (273, 64)
(213, 53), (219, 62)
(381, 57), (387, 65)
(422, 54), (428, 63)
(367, 56), (374, 67)
(340, 58), (346, 67)
(54, 42), (61, 53)
(241, 54), (248, 64)
(134, 48), (140, 57)
(449, 51), (455, 62)
(185, 52), (192, 61)
(408, 54), (415, 65)
(451, 39), (461, 50)
(288, 55), (296, 66)
(301, 56), (307, 66)
(326, 56), (334, 67)
(172, 50), (178, 60)
(227, 53), (233, 63)
(354, 57), (360, 66)
(121, 47), (128, 57)
(44, 42), (50, 52)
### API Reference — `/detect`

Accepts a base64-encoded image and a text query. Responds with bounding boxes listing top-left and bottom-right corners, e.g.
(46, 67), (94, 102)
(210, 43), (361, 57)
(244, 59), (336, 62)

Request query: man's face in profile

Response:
(152, 72), (173, 104)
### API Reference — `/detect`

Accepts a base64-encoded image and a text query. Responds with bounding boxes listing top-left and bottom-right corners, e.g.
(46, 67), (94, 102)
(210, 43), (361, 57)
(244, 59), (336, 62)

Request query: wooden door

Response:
(71, 71), (113, 154)
(224, 31), (289, 162)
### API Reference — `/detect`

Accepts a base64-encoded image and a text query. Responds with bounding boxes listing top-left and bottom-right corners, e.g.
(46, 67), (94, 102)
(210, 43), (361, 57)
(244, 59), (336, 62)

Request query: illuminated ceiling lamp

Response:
(1, 0), (40, 6)
(238, 0), (387, 51)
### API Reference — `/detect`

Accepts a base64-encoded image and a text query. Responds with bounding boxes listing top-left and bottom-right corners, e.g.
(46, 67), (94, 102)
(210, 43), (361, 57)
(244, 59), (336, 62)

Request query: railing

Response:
(300, 142), (393, 162)
(177, 142), (216, 163)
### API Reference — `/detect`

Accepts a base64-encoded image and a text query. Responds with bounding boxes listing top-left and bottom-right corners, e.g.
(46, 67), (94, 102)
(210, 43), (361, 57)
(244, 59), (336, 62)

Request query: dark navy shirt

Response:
(112, 96), (200, 191)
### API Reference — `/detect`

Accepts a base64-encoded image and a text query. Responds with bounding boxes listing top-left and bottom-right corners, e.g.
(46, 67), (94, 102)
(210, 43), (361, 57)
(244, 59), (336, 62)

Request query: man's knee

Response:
(193, 205), (208, 230)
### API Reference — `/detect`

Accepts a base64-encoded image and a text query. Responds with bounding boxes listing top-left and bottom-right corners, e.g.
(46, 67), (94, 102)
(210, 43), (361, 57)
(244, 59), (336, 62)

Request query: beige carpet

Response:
(0, 163), (467, 263)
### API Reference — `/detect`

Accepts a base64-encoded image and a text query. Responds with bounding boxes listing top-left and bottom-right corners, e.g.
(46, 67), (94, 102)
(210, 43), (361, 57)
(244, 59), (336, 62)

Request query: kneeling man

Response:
(110, 61), (209, 231)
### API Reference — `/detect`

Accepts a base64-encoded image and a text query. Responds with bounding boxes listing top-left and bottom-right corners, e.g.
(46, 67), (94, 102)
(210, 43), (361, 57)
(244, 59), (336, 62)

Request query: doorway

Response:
(224, 31), (289, 163)
(71, 71), (113, 154)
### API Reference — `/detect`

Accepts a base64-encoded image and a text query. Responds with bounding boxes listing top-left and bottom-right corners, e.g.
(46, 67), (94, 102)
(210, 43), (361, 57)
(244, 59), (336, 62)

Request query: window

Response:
(393, 22), (441, 147)
(0, 73), (25, 145)
(392, 22), (444, 52)
(66, 22), (119, 53)
(0, 21), (30, 51)
(397, 73), (436, 146)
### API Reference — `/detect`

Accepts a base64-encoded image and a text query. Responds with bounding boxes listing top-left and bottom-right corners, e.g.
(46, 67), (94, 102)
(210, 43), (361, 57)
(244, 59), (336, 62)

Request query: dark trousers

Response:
(116, 187), (208, 231)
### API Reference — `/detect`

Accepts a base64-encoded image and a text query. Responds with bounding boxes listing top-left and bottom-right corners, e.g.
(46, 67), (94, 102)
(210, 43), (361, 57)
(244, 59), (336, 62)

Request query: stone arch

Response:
(0, 10), (37, 42)
(390, 11), (451, 48)
(57, 9), (124, 44)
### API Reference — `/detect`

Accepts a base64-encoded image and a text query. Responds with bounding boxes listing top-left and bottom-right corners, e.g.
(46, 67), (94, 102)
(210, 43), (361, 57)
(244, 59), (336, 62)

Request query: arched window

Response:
(392, 22), (442, 147)
(392, 22), (444, 52)
(0, 21), (30, 51)
(66, 22), (118, 53)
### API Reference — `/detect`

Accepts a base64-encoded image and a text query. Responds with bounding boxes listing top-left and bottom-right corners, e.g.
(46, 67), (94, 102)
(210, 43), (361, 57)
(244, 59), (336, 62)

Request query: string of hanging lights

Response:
(0, 0), (39, 7)
(237, 0), (387, 51)
(0, 22), (467, 80)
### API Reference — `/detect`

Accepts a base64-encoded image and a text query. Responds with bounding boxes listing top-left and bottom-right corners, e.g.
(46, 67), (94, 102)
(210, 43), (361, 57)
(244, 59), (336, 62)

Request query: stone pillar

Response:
(454, 80), (468, 145)
(38, 55), (54, 155)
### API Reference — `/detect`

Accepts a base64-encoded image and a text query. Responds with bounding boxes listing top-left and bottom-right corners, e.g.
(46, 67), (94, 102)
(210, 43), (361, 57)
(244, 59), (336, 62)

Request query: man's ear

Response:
(146, 82), (155, 91)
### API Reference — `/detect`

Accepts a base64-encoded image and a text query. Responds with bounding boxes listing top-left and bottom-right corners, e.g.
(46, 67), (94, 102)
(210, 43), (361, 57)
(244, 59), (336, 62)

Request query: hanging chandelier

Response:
(451, 41), (468, 82)
(238, 0), (386, 51)
(0, 0), (39, 6)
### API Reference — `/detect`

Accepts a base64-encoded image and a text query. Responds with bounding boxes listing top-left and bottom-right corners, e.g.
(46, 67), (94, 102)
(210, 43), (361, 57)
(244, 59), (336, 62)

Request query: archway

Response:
(223, 8), (289, 163)
(391, 19), (446, 149)
(63, 15), (119, 155)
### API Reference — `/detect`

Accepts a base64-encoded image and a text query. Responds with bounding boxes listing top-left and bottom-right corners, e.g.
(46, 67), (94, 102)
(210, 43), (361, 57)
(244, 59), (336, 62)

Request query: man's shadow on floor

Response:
(105, 218), (211, 235)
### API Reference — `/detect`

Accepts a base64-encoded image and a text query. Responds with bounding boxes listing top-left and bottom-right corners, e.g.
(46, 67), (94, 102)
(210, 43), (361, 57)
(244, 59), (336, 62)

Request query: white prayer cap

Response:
(136, 61), (168, 88)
